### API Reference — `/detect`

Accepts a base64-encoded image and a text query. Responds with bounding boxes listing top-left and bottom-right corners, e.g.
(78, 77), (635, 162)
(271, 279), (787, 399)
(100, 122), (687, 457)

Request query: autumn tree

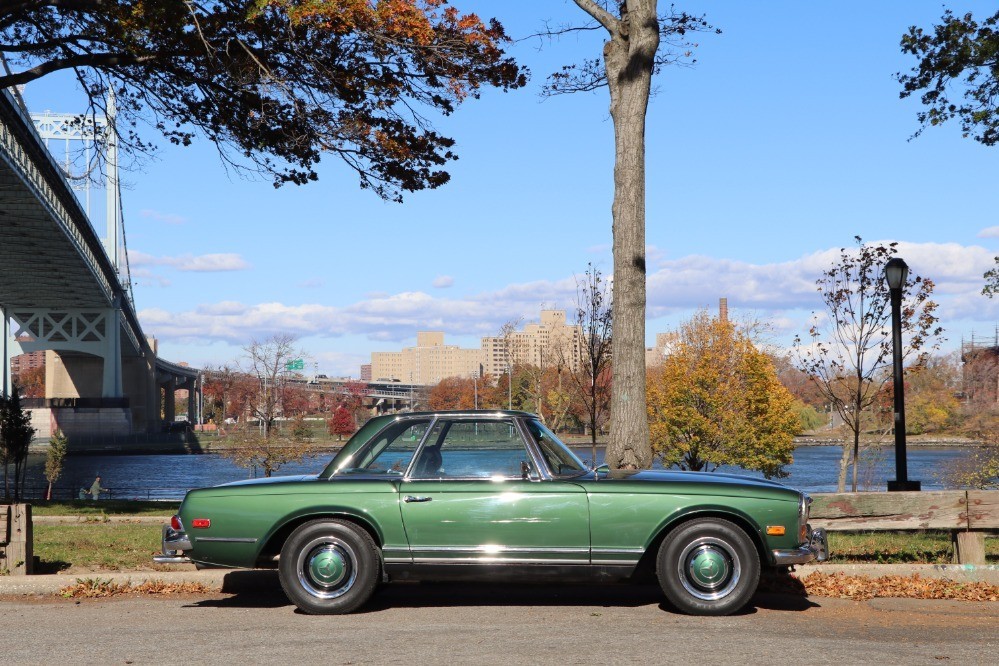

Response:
(904, 353), (962, 435)
(0, 1), (525, 197)
(647, 311), (798, 478)
(218, 421), (313, 478)
(562, 263), (613, 460)
(44, 429), (69, 501)
(241, 334), (305, 436)
(794, 238), (942, 493)
(12, 365), (45, 399)
(327, 406), (356, 441)
(428, 376), (476, 410)
(543, 2), (718, 468)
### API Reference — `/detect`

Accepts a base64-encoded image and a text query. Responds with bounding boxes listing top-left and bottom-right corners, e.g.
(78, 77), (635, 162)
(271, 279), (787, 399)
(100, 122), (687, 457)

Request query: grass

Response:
(33, 523), (172, 573)
(29, 500), (177, 517)
(827, 531), (999, 564)
(23, 502), (999, 572)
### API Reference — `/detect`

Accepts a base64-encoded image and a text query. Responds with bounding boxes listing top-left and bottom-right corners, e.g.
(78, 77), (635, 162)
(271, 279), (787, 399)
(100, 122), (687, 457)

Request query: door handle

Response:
(404, 496), (433, 503)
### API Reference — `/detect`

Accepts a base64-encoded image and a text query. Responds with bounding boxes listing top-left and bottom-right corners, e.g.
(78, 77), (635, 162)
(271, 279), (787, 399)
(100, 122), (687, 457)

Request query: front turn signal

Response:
(766, 525), (786, 536)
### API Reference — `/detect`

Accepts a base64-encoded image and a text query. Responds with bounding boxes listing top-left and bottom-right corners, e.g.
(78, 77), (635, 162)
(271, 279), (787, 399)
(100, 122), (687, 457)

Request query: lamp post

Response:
(885, 257), (920, 492)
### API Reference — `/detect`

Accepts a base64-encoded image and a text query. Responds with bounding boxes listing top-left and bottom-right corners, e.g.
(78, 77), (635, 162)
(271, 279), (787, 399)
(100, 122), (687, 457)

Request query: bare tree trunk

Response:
(837, 440), (850, 493)
(602, 1), (658, 470)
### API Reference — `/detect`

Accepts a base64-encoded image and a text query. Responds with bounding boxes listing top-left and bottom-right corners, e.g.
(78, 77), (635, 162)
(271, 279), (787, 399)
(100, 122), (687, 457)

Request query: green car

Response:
(155, 410), (827, 615)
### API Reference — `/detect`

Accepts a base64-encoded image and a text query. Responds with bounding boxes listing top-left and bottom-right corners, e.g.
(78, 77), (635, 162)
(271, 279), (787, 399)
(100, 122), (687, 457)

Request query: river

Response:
(12, 444), (978, 501)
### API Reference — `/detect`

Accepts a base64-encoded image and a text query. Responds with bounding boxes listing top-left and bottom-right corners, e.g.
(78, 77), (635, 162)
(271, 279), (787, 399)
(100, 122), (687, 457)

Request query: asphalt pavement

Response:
(2, 576), (997, 665)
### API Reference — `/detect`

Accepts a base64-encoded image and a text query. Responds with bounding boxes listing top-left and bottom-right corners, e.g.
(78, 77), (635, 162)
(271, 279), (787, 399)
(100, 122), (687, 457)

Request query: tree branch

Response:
(571, 0), (619, 34)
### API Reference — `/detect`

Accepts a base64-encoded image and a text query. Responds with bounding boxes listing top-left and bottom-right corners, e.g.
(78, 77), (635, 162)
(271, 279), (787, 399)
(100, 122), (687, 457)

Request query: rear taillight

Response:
(170, 515), (182, 531)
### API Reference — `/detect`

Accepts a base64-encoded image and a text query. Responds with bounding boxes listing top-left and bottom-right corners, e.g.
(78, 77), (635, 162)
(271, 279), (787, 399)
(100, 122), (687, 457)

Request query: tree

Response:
(44, 429), (69, 501)
(794, 238), (943, 492)
(0, 388), (36, 502)
(898, 9), (999, 148)
(428, 376), (476, 410)
(985, 257), (999, 299)
(544, 2), (718, 468)
(327, 406), (357, 441)
(217, 421), (312, 478)
(0, 1), (526, 198)
(563, 263), (613, 461)
(13, 365), (45, 399)
(241, 334), (304, 435)
(647, 311), (798, 479)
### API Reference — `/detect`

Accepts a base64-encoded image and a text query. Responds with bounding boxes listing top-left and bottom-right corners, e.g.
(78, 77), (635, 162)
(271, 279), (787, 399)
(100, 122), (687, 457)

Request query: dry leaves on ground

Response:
(59, 578), (219, 598)
(796, 572), (999, 602)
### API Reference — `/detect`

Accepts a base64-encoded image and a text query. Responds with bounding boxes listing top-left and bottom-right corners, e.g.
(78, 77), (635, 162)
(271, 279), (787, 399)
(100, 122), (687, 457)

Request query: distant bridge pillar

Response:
(2, 305), (11, 396)
(102, 295), (123, 398)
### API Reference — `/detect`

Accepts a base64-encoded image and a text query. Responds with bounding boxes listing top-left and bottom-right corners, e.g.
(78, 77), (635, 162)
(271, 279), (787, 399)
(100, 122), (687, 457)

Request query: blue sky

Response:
(20, 1), (999, 376)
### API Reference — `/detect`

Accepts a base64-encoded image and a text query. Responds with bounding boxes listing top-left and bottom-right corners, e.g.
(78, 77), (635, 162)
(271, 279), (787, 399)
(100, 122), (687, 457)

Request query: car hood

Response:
(214, 474), (318, 489)
(597, 469), (794, 493)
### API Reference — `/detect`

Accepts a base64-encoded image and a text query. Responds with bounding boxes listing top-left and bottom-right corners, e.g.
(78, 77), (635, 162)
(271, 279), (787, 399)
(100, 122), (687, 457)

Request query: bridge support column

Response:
(2, 305), (10, 396)
(102, 296), (123, 398)
(162, 379), (176, 423)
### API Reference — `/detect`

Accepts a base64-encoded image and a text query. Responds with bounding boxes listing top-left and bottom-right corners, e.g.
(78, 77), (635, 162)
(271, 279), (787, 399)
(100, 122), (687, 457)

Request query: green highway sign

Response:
(285, 358), (305, 371)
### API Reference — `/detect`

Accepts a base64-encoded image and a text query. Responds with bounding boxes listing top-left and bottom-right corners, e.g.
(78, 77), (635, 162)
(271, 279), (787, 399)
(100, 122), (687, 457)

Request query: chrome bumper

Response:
(153, 524), (193, 564)
(771, 527), (828, 566)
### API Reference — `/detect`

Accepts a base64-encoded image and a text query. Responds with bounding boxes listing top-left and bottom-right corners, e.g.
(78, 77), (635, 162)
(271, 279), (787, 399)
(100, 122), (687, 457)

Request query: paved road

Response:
(3, 573), (996, 664)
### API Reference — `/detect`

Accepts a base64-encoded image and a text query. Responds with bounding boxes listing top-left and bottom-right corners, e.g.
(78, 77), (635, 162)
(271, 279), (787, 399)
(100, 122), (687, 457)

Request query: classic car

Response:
(155, 410), (827, 615)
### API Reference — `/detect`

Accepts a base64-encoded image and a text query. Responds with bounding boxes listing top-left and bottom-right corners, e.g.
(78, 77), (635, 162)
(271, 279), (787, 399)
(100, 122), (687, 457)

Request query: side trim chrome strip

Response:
(591, 559), (641, 566)
(591, 548), (645, 555)
(409, 546), (590, 555)
(412, 557), (590, 565)
(196, 537), (258, 543)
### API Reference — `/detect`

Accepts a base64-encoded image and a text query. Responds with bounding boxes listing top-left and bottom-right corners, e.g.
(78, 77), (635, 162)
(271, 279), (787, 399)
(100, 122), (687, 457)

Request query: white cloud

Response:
(137, 241), (999, 353)
(977, 226), (999, 239)
(175, 253), (250, 272)
(140, 209), (187, 225)
(432, 275), (454, 289)
(127, 250), (250, 273)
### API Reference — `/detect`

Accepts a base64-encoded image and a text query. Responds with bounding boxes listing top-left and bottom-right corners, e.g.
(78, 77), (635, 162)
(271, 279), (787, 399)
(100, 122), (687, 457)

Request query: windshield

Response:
(524, 418), (587, 477)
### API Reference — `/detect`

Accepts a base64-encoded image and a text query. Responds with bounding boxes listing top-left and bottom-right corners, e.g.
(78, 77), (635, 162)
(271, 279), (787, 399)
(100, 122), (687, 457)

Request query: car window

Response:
(410, 419), (538, 480)
(525, 418), (588, 477)
(332, 419), (430, 476)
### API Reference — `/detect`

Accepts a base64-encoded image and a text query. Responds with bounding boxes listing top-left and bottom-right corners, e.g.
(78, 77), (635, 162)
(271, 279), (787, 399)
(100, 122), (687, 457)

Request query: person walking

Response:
(89, 475), (107, 500)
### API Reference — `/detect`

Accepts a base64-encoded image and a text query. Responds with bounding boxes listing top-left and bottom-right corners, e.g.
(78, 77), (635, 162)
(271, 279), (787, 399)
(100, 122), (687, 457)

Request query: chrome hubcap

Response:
(308, 545), (347, 587)
(296, 536), (357, 599)
(678, 536), (741, 601)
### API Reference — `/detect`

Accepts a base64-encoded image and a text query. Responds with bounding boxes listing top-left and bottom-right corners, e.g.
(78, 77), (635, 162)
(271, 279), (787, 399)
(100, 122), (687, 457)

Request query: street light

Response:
(885, 257), (920, 492)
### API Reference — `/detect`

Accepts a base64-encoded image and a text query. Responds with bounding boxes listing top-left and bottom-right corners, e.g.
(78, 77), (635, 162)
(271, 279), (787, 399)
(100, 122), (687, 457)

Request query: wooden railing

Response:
(0, 504), (33, 575)
(810, 491), (999, 564)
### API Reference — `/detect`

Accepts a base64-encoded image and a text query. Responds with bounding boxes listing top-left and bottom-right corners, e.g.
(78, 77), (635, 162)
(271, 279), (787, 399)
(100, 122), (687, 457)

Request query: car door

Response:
(399, 417), (590, 565)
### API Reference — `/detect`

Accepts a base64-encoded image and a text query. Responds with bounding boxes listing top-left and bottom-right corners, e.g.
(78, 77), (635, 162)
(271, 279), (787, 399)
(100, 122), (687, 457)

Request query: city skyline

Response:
(15, 1), (999, 376)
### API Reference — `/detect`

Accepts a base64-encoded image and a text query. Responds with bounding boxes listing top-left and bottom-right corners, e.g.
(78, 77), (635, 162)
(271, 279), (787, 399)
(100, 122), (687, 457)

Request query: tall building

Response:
(371, 332), (484, 385)
(359, 364), (372, 381)
(481, 310), (583, 378)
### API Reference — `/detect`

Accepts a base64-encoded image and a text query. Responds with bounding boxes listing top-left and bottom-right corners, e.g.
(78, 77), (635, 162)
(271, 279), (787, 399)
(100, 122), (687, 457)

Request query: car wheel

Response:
(278, 519), (380, 614)
(656, 518), (760, 616)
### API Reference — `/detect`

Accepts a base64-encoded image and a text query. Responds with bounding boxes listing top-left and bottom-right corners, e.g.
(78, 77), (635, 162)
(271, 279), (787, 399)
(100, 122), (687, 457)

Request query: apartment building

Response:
(368, 310), (585, 385)
(370, 332), (485, 385)
(481, 310), (583, 378)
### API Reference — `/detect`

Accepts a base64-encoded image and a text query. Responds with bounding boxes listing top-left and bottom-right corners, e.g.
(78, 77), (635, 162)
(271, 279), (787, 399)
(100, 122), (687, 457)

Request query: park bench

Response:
(810, 490), (999, 564)
(0, 503), (33, 575)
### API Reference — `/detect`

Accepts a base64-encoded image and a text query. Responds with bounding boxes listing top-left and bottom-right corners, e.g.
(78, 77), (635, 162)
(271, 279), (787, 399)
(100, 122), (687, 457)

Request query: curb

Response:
(0, 570), (234, 596)
(795, 563), (999, 584)
(2, 564), (997, 597)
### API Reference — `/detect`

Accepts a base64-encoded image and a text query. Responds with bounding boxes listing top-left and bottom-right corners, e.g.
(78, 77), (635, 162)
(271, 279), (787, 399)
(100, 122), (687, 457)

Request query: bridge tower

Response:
(1, 89), (197, 438)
